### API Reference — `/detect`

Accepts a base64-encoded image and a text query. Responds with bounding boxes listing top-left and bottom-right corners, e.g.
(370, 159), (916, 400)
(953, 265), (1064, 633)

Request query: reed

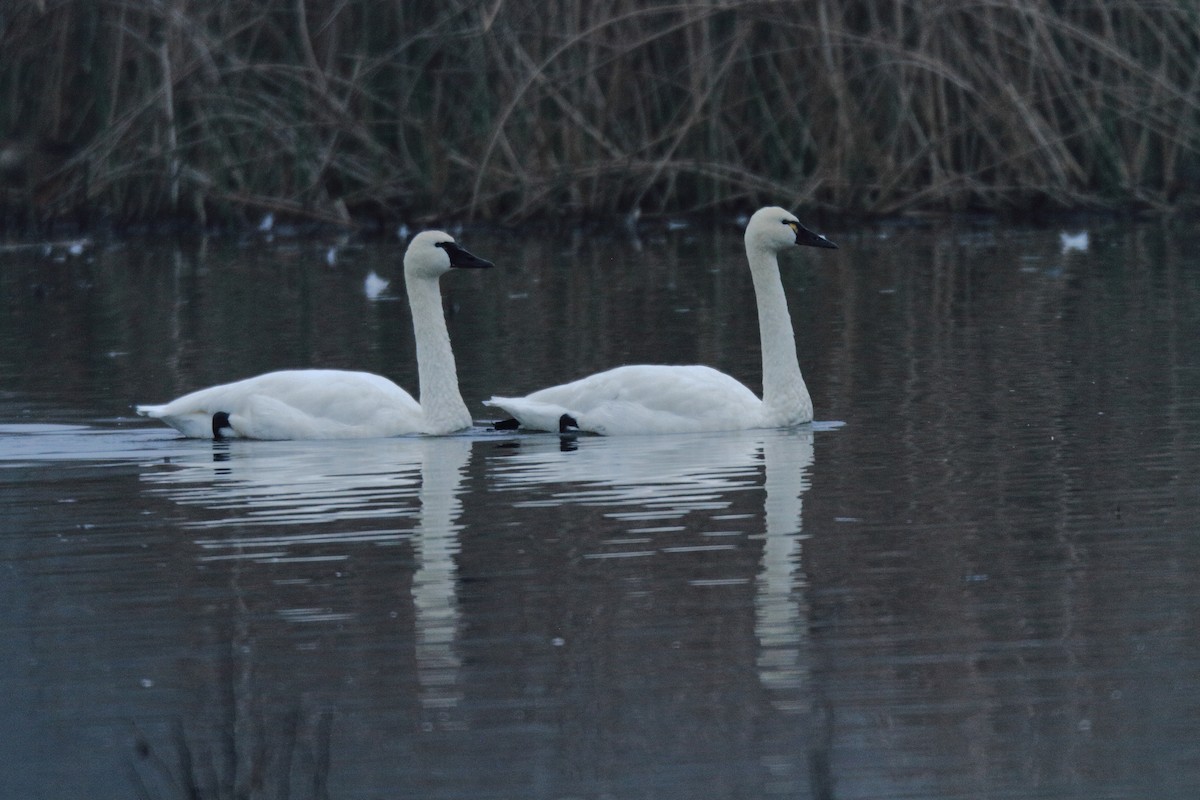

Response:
(1, 0), (1198, 230)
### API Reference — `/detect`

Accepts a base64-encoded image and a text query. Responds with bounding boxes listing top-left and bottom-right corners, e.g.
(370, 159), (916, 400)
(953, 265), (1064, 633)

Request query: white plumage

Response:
(137, 230), (493, 439)
(484, 206), (836, 435)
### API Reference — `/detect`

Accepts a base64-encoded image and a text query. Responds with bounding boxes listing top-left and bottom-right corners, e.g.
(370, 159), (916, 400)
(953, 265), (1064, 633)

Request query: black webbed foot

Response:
(558, 414), (579, 434)
(492, 417), (521, 431)
(212, 411), (233, 440)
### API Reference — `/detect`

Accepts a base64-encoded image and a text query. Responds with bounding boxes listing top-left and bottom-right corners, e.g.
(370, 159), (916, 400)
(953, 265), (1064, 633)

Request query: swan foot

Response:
(492, 417), (521, 431)
(558, 414), (579, 434)
(212, 411), (234, 440)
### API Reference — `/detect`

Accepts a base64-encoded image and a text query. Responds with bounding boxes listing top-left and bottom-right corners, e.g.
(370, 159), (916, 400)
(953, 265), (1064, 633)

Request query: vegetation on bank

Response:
(2, 0), (1199, 232)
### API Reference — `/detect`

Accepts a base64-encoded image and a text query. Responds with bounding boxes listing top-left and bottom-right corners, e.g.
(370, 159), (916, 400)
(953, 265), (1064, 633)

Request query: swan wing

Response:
(137, 369), (423, 439)
(485, 364), (763, 435)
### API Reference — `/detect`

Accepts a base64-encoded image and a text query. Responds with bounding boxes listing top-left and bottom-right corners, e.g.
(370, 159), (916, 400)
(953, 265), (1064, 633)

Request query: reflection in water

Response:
(6, 223), (1200, 798)
(126, 428), (822, 792)
(757, 431), (814, 713)
(483, 427), (824, 794)
(132, 434), (476, 790)
(492, 427), (817, 713)
(142, 435), (473, 704)
(140, 438), (425, 532)
(490, 430), (763, 520)
(410, 438), (471, 728)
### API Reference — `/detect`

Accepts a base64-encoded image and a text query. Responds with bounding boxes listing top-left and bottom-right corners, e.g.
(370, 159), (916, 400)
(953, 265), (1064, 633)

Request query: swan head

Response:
(404, 230), (494, 280)
(746, 206), (837, 252)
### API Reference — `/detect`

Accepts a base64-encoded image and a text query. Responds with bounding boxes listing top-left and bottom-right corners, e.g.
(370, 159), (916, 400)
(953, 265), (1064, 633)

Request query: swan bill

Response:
(787, 220), (838, 249)
(437, 241), (494, 269)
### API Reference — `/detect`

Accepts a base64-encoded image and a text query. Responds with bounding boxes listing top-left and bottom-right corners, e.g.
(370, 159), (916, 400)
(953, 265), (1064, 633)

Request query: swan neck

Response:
(407, 275), (470, 433)
(748, 246), (811, 422)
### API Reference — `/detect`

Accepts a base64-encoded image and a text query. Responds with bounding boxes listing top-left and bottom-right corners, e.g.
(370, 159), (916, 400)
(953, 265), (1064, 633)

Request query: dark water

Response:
(1, 220), (1198, 799)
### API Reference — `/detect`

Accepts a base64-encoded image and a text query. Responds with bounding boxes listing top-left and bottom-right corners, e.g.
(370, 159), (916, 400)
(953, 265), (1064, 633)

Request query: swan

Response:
(136, 230), (493, 439)
(484, 206), (836, 435)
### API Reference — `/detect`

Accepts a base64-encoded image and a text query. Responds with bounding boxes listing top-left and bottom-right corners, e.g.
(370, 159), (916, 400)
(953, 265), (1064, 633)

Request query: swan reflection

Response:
(140, 435), (473, 722)
(757, 430), (814, 712)
(410, 437), (471, 726)
(490, 430), (763, 519)
(490, 427), (815, 712)
(140, 438), (427, 532)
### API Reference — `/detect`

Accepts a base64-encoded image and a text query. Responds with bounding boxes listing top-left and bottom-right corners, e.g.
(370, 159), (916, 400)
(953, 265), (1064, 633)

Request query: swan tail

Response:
(135, 400), (210, 438)
(137, 408), (225, 439)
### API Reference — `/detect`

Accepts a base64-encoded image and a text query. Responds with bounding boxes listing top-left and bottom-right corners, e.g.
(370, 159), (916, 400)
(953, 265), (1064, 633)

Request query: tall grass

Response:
(2, 0), (1198, 229)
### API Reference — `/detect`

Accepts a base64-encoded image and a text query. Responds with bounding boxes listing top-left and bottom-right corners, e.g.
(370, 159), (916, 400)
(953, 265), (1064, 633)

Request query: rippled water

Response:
(2, 220), (1199, 798)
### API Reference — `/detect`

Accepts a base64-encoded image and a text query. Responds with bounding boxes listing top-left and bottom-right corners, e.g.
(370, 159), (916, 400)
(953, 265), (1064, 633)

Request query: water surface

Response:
(2, 220), (1198, 798)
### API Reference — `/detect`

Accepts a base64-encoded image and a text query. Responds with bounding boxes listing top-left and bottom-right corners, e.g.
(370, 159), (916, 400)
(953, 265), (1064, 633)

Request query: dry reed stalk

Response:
(1, 0), (1198, 230)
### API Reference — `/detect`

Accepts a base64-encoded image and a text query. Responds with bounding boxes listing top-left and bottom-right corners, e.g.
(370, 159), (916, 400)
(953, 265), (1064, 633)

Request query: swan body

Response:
(137, 230), (493, 439)
(484, 206), (836, 435)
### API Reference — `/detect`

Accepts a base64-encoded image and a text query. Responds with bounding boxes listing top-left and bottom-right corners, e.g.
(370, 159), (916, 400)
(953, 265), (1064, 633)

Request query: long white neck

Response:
(407, 275), (471, 434)
(748, 245), (812, 425)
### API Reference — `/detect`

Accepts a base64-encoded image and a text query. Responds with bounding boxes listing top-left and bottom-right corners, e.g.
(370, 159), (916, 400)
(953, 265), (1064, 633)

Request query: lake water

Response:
(2, 218), (1198, 798)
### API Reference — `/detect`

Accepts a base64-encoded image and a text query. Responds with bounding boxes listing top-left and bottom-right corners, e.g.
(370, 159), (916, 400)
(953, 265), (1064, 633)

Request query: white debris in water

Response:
(1060, 230), (1089, 252)
(364, 270), (390, 300)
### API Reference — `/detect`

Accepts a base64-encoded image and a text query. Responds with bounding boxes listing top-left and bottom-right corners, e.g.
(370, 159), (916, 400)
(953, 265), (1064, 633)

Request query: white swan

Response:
(484, 206), (836, 435)
(136, 230), (493, 439)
